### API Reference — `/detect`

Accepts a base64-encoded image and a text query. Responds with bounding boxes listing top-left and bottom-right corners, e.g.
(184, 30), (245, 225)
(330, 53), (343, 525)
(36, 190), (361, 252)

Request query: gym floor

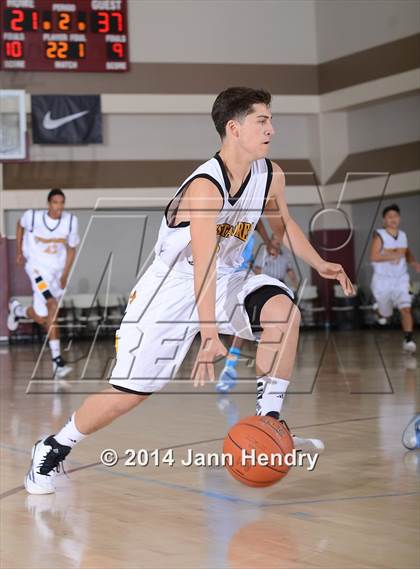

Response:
(1, 329), (418, 569)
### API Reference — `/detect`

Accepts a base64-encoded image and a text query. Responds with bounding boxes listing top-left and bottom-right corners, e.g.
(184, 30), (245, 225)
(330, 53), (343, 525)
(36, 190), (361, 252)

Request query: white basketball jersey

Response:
(155, 153), (273, 274)
(21, 209), (80, 273)
(371, 228), (408, 278)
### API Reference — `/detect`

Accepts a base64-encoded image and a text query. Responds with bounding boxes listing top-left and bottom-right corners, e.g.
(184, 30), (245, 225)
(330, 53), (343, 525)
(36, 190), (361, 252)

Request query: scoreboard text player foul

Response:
(1, 0), (128, 71)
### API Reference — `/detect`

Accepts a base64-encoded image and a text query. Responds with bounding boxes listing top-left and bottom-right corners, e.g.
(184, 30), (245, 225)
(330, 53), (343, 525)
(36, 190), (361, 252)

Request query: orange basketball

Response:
(223, 415), (294, 487)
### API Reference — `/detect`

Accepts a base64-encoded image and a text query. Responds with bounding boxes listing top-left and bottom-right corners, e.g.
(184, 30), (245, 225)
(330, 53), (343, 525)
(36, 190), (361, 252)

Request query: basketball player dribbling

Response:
(370, 204), (419, 353)
(8, 189), (79, 379)
(25, 88), (354, 494)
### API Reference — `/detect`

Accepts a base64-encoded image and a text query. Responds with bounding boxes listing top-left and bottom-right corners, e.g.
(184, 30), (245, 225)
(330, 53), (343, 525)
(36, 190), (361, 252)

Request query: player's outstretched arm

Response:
(255, 219), (279, 256)
(187, 179), (227, 385)
(406, 248), (420, 272)
(15, 221), (25, 265)
(60, 246), (77, 289)
(264, 162), (354, 296)
(61, 215), (80, 288)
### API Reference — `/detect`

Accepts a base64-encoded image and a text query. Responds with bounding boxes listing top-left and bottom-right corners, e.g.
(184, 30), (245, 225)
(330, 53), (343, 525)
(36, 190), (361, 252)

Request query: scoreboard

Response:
(1, 0), (129, 71)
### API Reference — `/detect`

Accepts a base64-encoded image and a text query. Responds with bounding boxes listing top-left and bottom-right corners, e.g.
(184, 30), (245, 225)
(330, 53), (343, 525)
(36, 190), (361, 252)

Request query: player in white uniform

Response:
(24, 87), (353, 494)
(370, 204), (419, 353)
(7, 189), (80, 378)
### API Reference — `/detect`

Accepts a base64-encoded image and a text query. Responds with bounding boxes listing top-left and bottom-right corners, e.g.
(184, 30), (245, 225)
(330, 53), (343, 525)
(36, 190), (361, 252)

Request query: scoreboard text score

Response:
(1, 0), (128, 71)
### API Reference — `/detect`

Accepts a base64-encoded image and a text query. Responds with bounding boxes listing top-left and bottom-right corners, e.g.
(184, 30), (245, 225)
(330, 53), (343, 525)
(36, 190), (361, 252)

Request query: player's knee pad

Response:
(112, 384), (153, 397)
(244, 285), (295, 332)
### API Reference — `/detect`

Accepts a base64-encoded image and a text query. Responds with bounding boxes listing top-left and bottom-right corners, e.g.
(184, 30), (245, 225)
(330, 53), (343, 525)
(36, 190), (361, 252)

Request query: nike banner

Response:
(31, 95), (102, 144)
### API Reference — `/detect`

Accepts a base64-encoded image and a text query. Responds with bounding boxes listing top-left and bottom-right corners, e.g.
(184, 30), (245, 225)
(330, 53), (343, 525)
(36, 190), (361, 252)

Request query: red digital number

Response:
(111, 11), (123, 32)
(112, 43), (124, 58)
(10, 9), (24, 31)
(97, 11), (110, 33)
(5, 40), (23, 58)
(31, 11), (39, 30)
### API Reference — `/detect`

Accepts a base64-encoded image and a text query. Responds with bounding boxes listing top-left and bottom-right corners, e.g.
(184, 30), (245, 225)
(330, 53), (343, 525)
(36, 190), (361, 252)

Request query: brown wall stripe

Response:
(0, 63), (318, 95)
(4, 159), (314, 190)
(319, 34), (420, 94)
(1, 34), (418, 95)
(327, 141), (420, 185)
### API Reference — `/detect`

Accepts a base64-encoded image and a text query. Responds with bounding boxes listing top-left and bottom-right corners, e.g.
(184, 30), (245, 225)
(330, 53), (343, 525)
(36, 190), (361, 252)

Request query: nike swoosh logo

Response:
(42, 110), (89, 130)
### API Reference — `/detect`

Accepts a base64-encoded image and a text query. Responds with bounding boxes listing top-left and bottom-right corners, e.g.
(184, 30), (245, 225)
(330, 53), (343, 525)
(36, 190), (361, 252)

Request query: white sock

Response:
(14, 303), (27, 318)
(256, 376), (290, 419)
(54, 413), (87, 448)
(49, 339), (61, 360)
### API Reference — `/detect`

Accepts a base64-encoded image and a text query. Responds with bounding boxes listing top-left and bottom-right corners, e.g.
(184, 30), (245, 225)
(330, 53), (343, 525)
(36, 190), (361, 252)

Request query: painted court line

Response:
(1, 413), (417, 504)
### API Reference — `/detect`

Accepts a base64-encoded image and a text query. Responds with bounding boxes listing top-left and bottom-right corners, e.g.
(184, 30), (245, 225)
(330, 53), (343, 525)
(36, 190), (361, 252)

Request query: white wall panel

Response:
(128, 0), (318, 64)
(316, 0), (420, 62)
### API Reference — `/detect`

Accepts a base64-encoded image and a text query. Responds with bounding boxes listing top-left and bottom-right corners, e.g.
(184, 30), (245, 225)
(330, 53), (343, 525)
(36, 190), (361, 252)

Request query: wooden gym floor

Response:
(0, 329), (419, 569)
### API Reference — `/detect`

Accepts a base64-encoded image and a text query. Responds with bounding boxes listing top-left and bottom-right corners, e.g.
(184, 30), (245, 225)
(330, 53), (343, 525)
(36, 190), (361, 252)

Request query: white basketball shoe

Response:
(402, 415), (420, 450)
(25, 436), (71, 495)
(292, 434), (325, 454)
(280, 419), (325, 454)
(52, 356), (72, 379)
(7, 298), (23, 331)
(402, 338), (417, 354)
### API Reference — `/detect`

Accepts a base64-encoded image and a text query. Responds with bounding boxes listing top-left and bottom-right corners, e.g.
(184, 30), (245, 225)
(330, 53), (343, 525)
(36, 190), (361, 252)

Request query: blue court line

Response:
(1, 442), (418, 508)
(260, 491), (420, 508)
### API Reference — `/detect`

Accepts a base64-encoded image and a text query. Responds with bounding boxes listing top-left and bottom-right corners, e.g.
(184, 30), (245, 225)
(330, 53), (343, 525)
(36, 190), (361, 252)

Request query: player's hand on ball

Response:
(317, 261), (354, 296)
(192, 334), (227, 387)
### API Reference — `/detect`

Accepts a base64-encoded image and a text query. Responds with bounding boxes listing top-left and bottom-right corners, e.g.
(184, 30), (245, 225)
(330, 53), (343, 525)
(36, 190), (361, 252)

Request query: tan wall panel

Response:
(3, 185), (325, 211)
(27, 114), (315, 162)
(347, 94), (420, 154)
(320, 69), (420, 112)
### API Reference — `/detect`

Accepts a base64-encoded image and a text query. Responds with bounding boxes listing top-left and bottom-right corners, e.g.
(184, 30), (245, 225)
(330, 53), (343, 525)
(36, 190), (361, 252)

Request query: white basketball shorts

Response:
(371, 273), (412, 318)
(25, 263), (64, 317)
(109, 256), (293, 394)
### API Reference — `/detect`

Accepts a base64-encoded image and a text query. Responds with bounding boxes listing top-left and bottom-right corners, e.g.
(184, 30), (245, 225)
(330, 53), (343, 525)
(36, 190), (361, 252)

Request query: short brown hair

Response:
(211, 87), (271, 138)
